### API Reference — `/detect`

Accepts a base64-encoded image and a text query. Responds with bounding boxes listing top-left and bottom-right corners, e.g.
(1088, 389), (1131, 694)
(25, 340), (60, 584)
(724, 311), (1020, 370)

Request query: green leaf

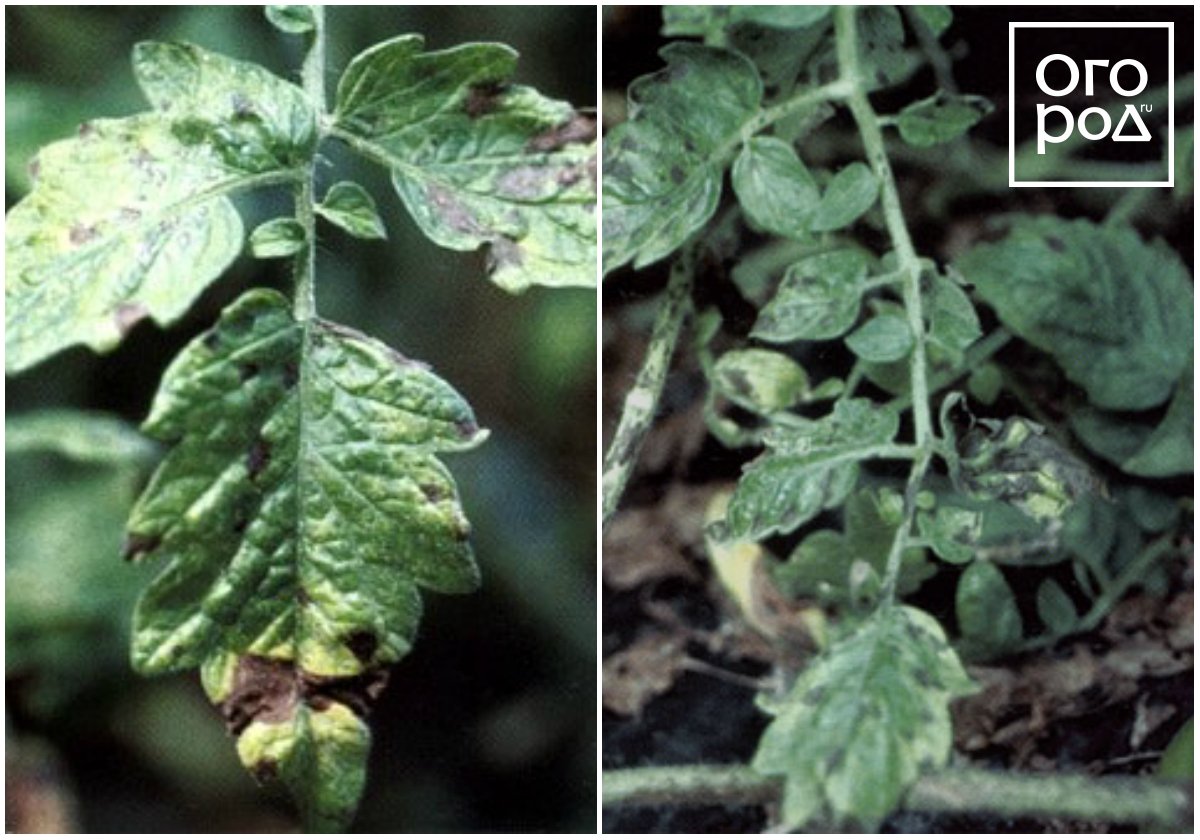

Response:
(250, 217), (306, 258)
(712, 348), (810, 413)
(5, 42), (314, 373)
(956, 217), (1194, 411)
(967, 363), (1003, 405)
(811, 162), (878, 232)
(1121, 486), (1180, 534)
(845, 314), (913, 363)
(722, 399), (899, 540)
(126, 289), (486, 828)
(265, 5), (316, 34)
(315, 181), (386, 240)
(753, 605), (975, 830)
(731, 136), (820, 238)
(602, 43), (761, 273)
(858, 6), (913, 87)
(753, 249), (868, 342)
(896, 91), (992, 147)
(925, 273), (982, 367)
(775, 487), (933, 604)
(956, 560), (1023, 659)
(731, 6), (831, 28)
(1070, 369), (1193, 478)
(917, 503), (981, 564)
(660, 6), (729, 38)
(910, 6), (953, 38)
(333, 35), (595, 292)
(1036, 579), (1077, 636)
(1061, 495), (1118, 565)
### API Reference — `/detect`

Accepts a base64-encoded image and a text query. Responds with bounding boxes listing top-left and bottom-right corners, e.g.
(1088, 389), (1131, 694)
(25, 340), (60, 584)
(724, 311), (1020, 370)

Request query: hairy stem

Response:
(601, 764), (1193, 828)
(292, 6), (326, 322)
(601, 248), (696, 527)
(835, 6), (934, 602)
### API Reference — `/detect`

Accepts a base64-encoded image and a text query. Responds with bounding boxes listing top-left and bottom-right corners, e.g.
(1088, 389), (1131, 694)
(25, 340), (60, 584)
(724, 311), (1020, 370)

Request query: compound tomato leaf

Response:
(731, 136), (820, 237)
(753, 249), (869, 342)
(332, 35), (596, 292)
(753, 605), (976, 830)
(125, 289), (485, 830)
(722, 399), (899, 540)
(5, 42), (315, 373)
(956, 217), (1193, 411)
(602, 43), (761, 274)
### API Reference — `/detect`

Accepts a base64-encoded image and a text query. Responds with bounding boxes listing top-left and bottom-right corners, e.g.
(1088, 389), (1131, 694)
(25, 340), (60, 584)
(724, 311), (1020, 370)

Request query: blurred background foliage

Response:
(5, 5), (596, 832)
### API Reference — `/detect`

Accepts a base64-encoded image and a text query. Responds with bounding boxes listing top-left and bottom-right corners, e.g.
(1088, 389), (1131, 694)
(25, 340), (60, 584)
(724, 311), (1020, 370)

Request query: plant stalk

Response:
(601, 764), (1193, 828)
(292, 5), (326, 322)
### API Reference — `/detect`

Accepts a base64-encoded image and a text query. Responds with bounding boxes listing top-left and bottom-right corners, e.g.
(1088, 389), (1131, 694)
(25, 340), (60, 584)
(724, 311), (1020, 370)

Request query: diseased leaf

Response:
(858, 6), (914, 87)
(731, 136), (819, 238)
(126, 289), (485, 828)
(660, 6), (729, 38)
(333, 35), (596, 292)
(316, 181), (386, 240)
(753, 605), (975, 830)
(265, 5), (316, 34)
(602, 43), (761, 273)
(896, 91), (992, 147)
(731, 6), (830, 29)
(811, 162), (878, 232)
(925, 273), (982, 367)
(712, 348), (809, 413)
(1070, 369), (1193, 478)
(916, 503), (981, 564)
(956, 560), (1023, 659)
(5, 42), (314, 373)
(956, 217), (1194, 411)
(753, 249), (868, 342)
(722, 399), (899, 540)
(775, 487), (933, 605)
(845, 314), (913, 363)
(250, 217), (305, 258)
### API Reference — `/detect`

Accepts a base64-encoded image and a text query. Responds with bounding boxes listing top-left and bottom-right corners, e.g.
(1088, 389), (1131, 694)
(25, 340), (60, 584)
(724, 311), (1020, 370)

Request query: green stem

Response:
(292, 6), (326, 322)
(885, 328), (1013, 413)
(601, 248), (696, 527)
(601, 764), (1193, 828)
(835, 6), (933, 602)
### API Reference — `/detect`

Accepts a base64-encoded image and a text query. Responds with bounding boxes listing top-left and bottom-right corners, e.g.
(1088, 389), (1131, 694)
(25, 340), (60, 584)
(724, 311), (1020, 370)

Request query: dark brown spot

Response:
(28, 157), (40, 181)
(1045, 236), (1065, 253)
(250, 759), (278, 784)
(282, 361), (299, 388)
(232, 515), (249, 535)
(876, 69), (888, 86)
(118, 207), (142, 223)
(218, 656), (299, 736)
(69, 223), (99, 246)
(123, 532), (161, 561)
(246, 437), (271, 479)
(114, 302), (149, 337)
(527, 113), (597, 152)
(202, 330), (221, 351)
(427, 185), (483, 235)
(464, 81), (508, 119)
(455, 418), (479, 440)
(419, 482), (447, 503)
(345, 631), (378, 663)
(239, 362), (259, 381)
(497, 165), (548, 200)
(78, 121), (96, 138)
(296, 588), (311, 605)
(669, 165), (685, 185)
(300, 668), (389, 719)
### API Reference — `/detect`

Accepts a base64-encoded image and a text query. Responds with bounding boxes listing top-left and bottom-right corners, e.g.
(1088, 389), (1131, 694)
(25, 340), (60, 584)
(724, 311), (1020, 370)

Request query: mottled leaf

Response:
(811, 162), (878, 232)
(265, 5), (316, 34)
(845, 313), (913, 363)
(250, 217), (305, 258)
(5, 42), (314, 372)
(1070, 369), (1193, 478)
(858, 6), (914, 87)
(916, 503), (981, 564)
(333, 35), (595, 292)
(731, 136), (819, 237)
(956, 560), (1023, 659)
(925, 273), (982, 367)
(896, 91), (992, 147)
(753, 249), (868, 342)
(956, 217), (1193, 411)
(712, 348), (809, 413)
(127, 289), (485, 828)
(316, 181), (386, 240)
(722, 399), (899, 540)
(754, 605), (976, 829)
(602, 43), (761, 273)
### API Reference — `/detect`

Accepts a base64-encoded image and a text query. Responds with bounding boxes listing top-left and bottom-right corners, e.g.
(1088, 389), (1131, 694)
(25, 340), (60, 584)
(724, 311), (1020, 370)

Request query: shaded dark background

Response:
(6, 5), (597, 832)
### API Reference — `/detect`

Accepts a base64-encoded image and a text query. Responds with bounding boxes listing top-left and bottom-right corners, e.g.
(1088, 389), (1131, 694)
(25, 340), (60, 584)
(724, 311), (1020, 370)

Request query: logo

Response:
(1009, 22), (1174, 187)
